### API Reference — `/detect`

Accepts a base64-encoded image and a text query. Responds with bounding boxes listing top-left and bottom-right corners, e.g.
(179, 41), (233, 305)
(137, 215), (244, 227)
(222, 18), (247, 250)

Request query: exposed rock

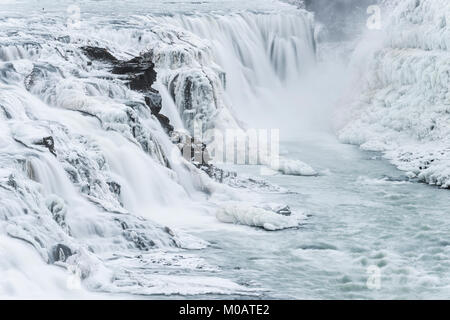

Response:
(57, 36), (71, 44)
(123, 230), (156, 251)
(81, 46), (118, 63)
(107, 181), (121, 197)
(24, 66), (44, 91)
(169, 130), (253, 186)
(105, 51), (175, 135)
(51, 244), (72, 263)
(164, 226), (175, 237)
(35, 136), (56, 156)
(145, 92), (162, 115)
(46, 195), (70, 233)
(7, 174), (18, 189)
(199, 165), (236, 183)
(276, 205), (292, 216)
(155, 113), (174, 134)
(80, 48), (240, 186)
(81, 46), (157, 92)
(112, 53), (157, 92)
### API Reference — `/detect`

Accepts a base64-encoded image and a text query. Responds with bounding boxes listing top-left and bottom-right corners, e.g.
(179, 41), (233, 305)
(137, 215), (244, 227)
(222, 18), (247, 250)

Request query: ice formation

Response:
(161, 11), (316, 126)
(338, 0), (450, 188)
(276, 157), (317, 176)
(0, 0), (314, 297)
(216, 203), (303, 231)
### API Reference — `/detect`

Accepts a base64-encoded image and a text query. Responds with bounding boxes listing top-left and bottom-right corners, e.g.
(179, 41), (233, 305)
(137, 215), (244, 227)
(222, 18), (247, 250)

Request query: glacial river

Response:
(190, 133), (450, 299)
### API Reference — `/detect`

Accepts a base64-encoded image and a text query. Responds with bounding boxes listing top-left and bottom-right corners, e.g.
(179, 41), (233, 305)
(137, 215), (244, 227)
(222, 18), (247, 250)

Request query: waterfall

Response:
(153, 11), (317, 130)
(0, 0), (317, 297)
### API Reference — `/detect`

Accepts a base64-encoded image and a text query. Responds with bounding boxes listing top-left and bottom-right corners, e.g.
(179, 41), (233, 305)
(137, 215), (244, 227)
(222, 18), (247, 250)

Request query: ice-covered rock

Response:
(257, 203), (292, 216)
(276, 158), (317, 176)
(216, 204), (303, 231)
(338, 0), (450, 188)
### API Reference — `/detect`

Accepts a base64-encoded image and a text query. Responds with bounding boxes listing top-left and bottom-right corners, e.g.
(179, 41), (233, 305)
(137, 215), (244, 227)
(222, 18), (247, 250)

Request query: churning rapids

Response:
(1, 0), (449, 299)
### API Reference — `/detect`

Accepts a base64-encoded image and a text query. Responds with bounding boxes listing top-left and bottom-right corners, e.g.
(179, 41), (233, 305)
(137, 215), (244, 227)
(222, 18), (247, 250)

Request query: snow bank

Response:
(338, 0), (450, 188)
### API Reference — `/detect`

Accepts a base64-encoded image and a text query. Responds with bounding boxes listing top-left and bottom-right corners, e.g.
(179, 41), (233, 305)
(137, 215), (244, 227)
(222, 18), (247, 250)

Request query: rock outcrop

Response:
(82, 46), (176, 135)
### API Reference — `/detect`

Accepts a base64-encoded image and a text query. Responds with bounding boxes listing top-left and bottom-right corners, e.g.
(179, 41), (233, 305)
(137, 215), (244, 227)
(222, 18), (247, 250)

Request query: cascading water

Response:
(155, 11), (317, 130)
(0, 0), (316, 298)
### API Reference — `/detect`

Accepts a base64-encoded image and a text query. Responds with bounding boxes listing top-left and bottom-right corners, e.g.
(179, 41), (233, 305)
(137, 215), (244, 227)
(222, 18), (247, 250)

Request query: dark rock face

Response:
(81, 46), (118, 63)
(276, 205), (292, 216)
(107, 181), (121, 197)
(81, 46), (157, 92)
(155, 114), (174, 134)
(183, 77), (193, 111)
(82, 46), (175, 135)
(145, 93), (162, 115)
(51, 244), (72, 263)
(35, 136), (56, 156)
(112, 53), (157, 92)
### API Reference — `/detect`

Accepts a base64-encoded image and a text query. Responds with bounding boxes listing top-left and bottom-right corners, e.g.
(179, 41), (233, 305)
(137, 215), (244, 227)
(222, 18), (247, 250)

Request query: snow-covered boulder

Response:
(216, 204), (303, 231)
(277, 158), (317, 176)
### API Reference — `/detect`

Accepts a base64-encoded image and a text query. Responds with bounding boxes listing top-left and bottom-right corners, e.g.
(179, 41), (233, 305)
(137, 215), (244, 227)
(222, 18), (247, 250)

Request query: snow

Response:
(338, 0), (450, 188)
(276, 157), (317, 176)
(0, 235), (107, 299)
(216, 203), (304, 231)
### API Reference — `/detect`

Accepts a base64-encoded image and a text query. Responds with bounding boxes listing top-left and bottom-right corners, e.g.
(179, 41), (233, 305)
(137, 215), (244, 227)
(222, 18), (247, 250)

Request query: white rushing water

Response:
(1, 0), (449, 299)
